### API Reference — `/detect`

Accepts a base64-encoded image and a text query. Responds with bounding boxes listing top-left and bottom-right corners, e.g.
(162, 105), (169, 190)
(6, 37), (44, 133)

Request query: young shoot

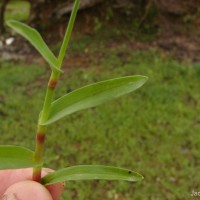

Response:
(0, 0), (148, 196)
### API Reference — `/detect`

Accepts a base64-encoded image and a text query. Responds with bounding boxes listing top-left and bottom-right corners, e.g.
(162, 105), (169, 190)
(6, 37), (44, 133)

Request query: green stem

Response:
(32, 72), (58, 182)
(32, 0), (80, 182)
(58, 0), (80, 66)
(32, 126), (46, 182)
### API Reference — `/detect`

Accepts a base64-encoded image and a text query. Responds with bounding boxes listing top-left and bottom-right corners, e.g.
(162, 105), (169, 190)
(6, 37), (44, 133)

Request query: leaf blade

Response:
(41, 165), (143, 185)
(0, 145), (39, 170)
(6, 20), (61, 73)
(42, 75), (148, 125)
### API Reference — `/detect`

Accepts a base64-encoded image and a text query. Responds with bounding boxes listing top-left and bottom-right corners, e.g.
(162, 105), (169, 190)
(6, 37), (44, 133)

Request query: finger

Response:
(46, 183), (64, 200)
(0, 168), (64, 200)
(2, 181), (53, 200)
(0, 169), (33, 195)
(42, 168), (64, 200)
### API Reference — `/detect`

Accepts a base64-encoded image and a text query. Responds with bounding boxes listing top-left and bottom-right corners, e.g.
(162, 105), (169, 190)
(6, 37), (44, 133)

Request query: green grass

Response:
(0, 47), (200, 199)
(5, 0), (30, 21)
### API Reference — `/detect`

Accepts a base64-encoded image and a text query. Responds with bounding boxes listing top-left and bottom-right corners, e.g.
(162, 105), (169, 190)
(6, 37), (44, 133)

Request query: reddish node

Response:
(37, 133), (45, 144)
(48, 79), (57, 89)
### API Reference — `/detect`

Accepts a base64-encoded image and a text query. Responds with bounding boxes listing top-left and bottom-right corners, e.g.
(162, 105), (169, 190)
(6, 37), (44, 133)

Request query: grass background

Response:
(1, 1), (200, 199)
(1, 48), (200, 199)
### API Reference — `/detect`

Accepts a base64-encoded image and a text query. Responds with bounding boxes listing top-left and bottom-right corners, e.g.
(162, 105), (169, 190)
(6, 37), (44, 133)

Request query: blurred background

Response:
(0, 0), (200, 199)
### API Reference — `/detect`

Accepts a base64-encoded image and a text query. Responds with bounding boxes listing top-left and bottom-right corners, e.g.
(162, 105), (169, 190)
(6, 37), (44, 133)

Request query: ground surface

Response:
(1, 46), (200, 199)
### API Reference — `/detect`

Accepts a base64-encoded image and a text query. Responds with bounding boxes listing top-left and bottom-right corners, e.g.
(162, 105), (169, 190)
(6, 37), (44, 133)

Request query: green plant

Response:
(0, 0), (148, 195)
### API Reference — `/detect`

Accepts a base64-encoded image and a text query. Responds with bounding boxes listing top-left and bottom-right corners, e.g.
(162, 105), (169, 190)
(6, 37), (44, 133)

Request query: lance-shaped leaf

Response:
(41, 165), (143, 185)
(0, 145), (40, 170)
(42, 75), (148, 125)
(7, 20), (61, 73)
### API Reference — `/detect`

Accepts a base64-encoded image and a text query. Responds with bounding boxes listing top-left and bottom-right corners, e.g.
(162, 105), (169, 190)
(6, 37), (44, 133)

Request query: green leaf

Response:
(42, 75), (148, 125)
(0, 145), (40, 170)
(6, 20), (61, 73)
(41, 165), (143, 185)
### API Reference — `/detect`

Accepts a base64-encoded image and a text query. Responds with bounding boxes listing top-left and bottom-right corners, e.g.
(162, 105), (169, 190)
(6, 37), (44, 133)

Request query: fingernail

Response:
(1, 193), (18, 200)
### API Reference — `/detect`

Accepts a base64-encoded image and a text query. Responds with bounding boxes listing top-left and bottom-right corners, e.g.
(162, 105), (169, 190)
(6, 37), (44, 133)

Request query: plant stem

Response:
(32, 126), (46, 182)
(58, 0), (80, 66)
(32, 72), (58, 182)
(32, 0), (80, 182)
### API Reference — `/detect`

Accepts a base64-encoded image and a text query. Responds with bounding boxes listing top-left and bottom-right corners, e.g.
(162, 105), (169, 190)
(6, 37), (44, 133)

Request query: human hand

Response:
(0, 168), (63, 200)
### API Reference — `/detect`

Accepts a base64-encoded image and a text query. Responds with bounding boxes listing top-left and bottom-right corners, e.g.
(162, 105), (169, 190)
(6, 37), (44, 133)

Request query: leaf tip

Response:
(138, 75), (148, 86)
(139, 174), (144, 181)
(141, 75), (148, 82)
(6, 19), (19, 27)
(6, 20), (14, 27)
(128, 171), (144, 182)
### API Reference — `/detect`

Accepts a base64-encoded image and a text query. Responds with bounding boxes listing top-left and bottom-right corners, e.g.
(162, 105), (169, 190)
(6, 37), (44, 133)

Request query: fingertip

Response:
(2, 181), (53, 200)
(42, 168), (64, 200)
(46, 182), (64, 200)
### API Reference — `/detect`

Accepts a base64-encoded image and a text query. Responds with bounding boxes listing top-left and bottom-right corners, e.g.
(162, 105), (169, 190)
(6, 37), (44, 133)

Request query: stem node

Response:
(36, 132), (45, 144)
(48, 79), (58, 89)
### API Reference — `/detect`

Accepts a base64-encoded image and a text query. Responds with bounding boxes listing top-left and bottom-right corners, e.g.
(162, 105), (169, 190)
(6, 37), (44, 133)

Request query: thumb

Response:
(2, 181), (53, 200)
